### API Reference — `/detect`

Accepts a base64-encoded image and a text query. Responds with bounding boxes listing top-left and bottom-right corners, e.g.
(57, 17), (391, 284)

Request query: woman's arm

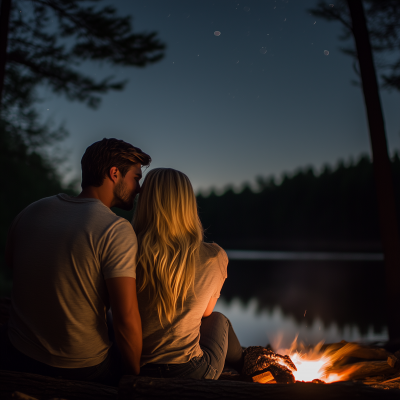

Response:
(203, 297), (218, 318)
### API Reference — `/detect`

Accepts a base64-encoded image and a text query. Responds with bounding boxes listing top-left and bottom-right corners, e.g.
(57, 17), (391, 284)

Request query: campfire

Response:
(223, 337), (400, 389)
(276, 336), (358, 383)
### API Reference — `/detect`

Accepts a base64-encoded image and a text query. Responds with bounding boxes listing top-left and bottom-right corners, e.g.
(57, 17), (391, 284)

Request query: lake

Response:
(214, 250), (388, 349)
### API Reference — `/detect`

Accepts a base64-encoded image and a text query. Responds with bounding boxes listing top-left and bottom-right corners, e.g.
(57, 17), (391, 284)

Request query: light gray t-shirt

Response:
(138, 242), (228, 366)
(6, 194), (137, 368)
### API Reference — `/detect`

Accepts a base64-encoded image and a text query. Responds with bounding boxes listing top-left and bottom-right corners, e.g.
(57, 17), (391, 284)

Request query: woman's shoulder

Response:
(198, 242), (228, 277)
(200, 242), (227, 259)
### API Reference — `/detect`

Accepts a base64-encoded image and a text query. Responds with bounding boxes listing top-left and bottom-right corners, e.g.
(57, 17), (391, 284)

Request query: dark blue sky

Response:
(41, 0), (400, 192)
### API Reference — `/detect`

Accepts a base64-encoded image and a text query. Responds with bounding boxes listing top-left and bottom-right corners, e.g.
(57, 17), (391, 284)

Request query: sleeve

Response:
(101, 220), (138, 279)
(211, 249), (229, 299)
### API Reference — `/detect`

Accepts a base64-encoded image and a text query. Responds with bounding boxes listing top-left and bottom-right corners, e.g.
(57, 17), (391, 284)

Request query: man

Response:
(1, 138), (150, 386)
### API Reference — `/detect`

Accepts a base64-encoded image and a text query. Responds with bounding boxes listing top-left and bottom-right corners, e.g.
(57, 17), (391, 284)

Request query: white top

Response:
(6, 194), (138, 368)
(138, 242), (228, 365)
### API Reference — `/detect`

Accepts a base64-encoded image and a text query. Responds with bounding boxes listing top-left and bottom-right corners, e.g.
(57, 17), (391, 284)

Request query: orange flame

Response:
(276, 336), (364, 382)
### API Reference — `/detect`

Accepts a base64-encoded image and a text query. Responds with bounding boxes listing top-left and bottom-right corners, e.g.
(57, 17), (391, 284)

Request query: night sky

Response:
(41, 0), (400, 192)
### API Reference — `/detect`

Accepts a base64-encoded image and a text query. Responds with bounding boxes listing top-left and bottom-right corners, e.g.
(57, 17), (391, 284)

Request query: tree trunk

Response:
(346, 0), (400, 341)
(0, 370), (117, 400)
(118, 375), (400, 400)
(0, 0), (11, 108)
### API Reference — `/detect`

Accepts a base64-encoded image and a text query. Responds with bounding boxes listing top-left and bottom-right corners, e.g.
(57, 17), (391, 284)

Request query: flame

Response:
(276, 336), (363, 383)
(290, 352), (331, 382)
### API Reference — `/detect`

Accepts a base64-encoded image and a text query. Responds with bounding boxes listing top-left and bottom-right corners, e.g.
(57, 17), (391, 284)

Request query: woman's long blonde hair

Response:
(132, 168), (203, 324)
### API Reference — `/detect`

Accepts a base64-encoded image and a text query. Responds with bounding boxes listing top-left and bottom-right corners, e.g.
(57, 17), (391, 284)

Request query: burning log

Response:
(329, 360), (397, 381)
(322, 341), (391, 361)
(251, 371), (275, 384)
(242, 346), (296, 384)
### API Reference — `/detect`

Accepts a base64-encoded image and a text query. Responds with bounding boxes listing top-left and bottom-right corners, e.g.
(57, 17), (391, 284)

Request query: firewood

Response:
(242, 346), (296, 384)
(324, 341), (390, 361)
(387, 355), (400, 369)
(349, 346), (391, 360)
(322, 340), (348, 353)
(382, 374), (400, 384)
(329, 360), (397, 380)
(251, 370), (275, 384)
(0, 370), (117, 400)
(219, 370), (276, 384)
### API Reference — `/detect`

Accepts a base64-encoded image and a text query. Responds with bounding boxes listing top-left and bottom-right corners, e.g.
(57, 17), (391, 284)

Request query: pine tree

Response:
(0, 0), (165, 147)
(311, 0), (400, 340)
(310, 0), (400, 91)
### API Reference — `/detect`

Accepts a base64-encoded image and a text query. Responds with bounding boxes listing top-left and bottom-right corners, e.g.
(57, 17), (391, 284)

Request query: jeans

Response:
(0, 324), (122, 387)
(139, 312), (244, 380)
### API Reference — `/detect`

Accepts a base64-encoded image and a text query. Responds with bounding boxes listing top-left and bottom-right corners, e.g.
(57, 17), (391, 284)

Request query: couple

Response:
(1, 138), (244, 386)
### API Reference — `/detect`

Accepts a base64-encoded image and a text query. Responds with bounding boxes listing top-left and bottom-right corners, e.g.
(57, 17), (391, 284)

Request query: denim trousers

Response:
(139, 312), (244, 380)
(0, 324), (122, 387)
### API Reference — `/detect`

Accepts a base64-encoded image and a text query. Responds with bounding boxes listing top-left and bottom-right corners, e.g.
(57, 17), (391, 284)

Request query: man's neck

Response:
(77, 186), (114, 208)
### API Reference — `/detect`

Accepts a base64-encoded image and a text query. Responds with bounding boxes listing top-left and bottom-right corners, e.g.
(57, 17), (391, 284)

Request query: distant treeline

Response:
(197, 155), (400, 252)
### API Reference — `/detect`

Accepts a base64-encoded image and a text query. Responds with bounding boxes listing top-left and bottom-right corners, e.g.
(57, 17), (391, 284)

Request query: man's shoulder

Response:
(16, 195), (60, 218)
(19, 194), (130, 231)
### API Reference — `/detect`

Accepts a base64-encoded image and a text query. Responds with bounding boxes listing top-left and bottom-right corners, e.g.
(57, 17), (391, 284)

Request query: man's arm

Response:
(106, 277), (142, 375)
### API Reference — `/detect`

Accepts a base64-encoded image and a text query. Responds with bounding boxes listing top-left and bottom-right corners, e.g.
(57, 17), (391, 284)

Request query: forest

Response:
(196, 154), (400, 252)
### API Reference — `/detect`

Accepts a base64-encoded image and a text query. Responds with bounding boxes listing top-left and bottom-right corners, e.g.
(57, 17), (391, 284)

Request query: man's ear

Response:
(108, 166), (119, 184)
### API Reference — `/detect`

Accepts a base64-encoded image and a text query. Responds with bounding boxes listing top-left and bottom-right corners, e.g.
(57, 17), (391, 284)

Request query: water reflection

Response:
(219, 258), (388, 338)
(215, 298), (388, 348)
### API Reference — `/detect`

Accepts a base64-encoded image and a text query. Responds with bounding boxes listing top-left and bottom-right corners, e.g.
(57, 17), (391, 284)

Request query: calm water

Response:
(215, 251), (388, 348)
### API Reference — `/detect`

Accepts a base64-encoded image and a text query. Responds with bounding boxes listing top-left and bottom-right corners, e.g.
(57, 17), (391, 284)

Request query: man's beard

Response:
(113, 180), (135, 211)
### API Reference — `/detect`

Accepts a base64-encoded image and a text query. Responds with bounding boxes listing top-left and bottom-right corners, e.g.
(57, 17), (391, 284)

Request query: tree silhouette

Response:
(0, 0), (165, 146)
(310, 0), (400, 92)
(311, 0), (400, 342)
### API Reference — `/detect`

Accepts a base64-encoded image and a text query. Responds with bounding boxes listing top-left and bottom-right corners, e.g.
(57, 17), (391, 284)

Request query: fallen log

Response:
(329, 360), (397, 381)
(324, 341), (391, 361)
(0, 370), (117, 400)
(346, 346), (391, 360)
(118, 375), (400, 400)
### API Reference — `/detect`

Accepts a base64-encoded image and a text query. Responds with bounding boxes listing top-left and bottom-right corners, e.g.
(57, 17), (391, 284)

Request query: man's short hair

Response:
(81, 138), (151, 189)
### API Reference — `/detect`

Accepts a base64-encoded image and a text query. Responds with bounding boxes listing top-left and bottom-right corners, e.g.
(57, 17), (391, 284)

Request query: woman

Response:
(133, 168), (244, 379)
